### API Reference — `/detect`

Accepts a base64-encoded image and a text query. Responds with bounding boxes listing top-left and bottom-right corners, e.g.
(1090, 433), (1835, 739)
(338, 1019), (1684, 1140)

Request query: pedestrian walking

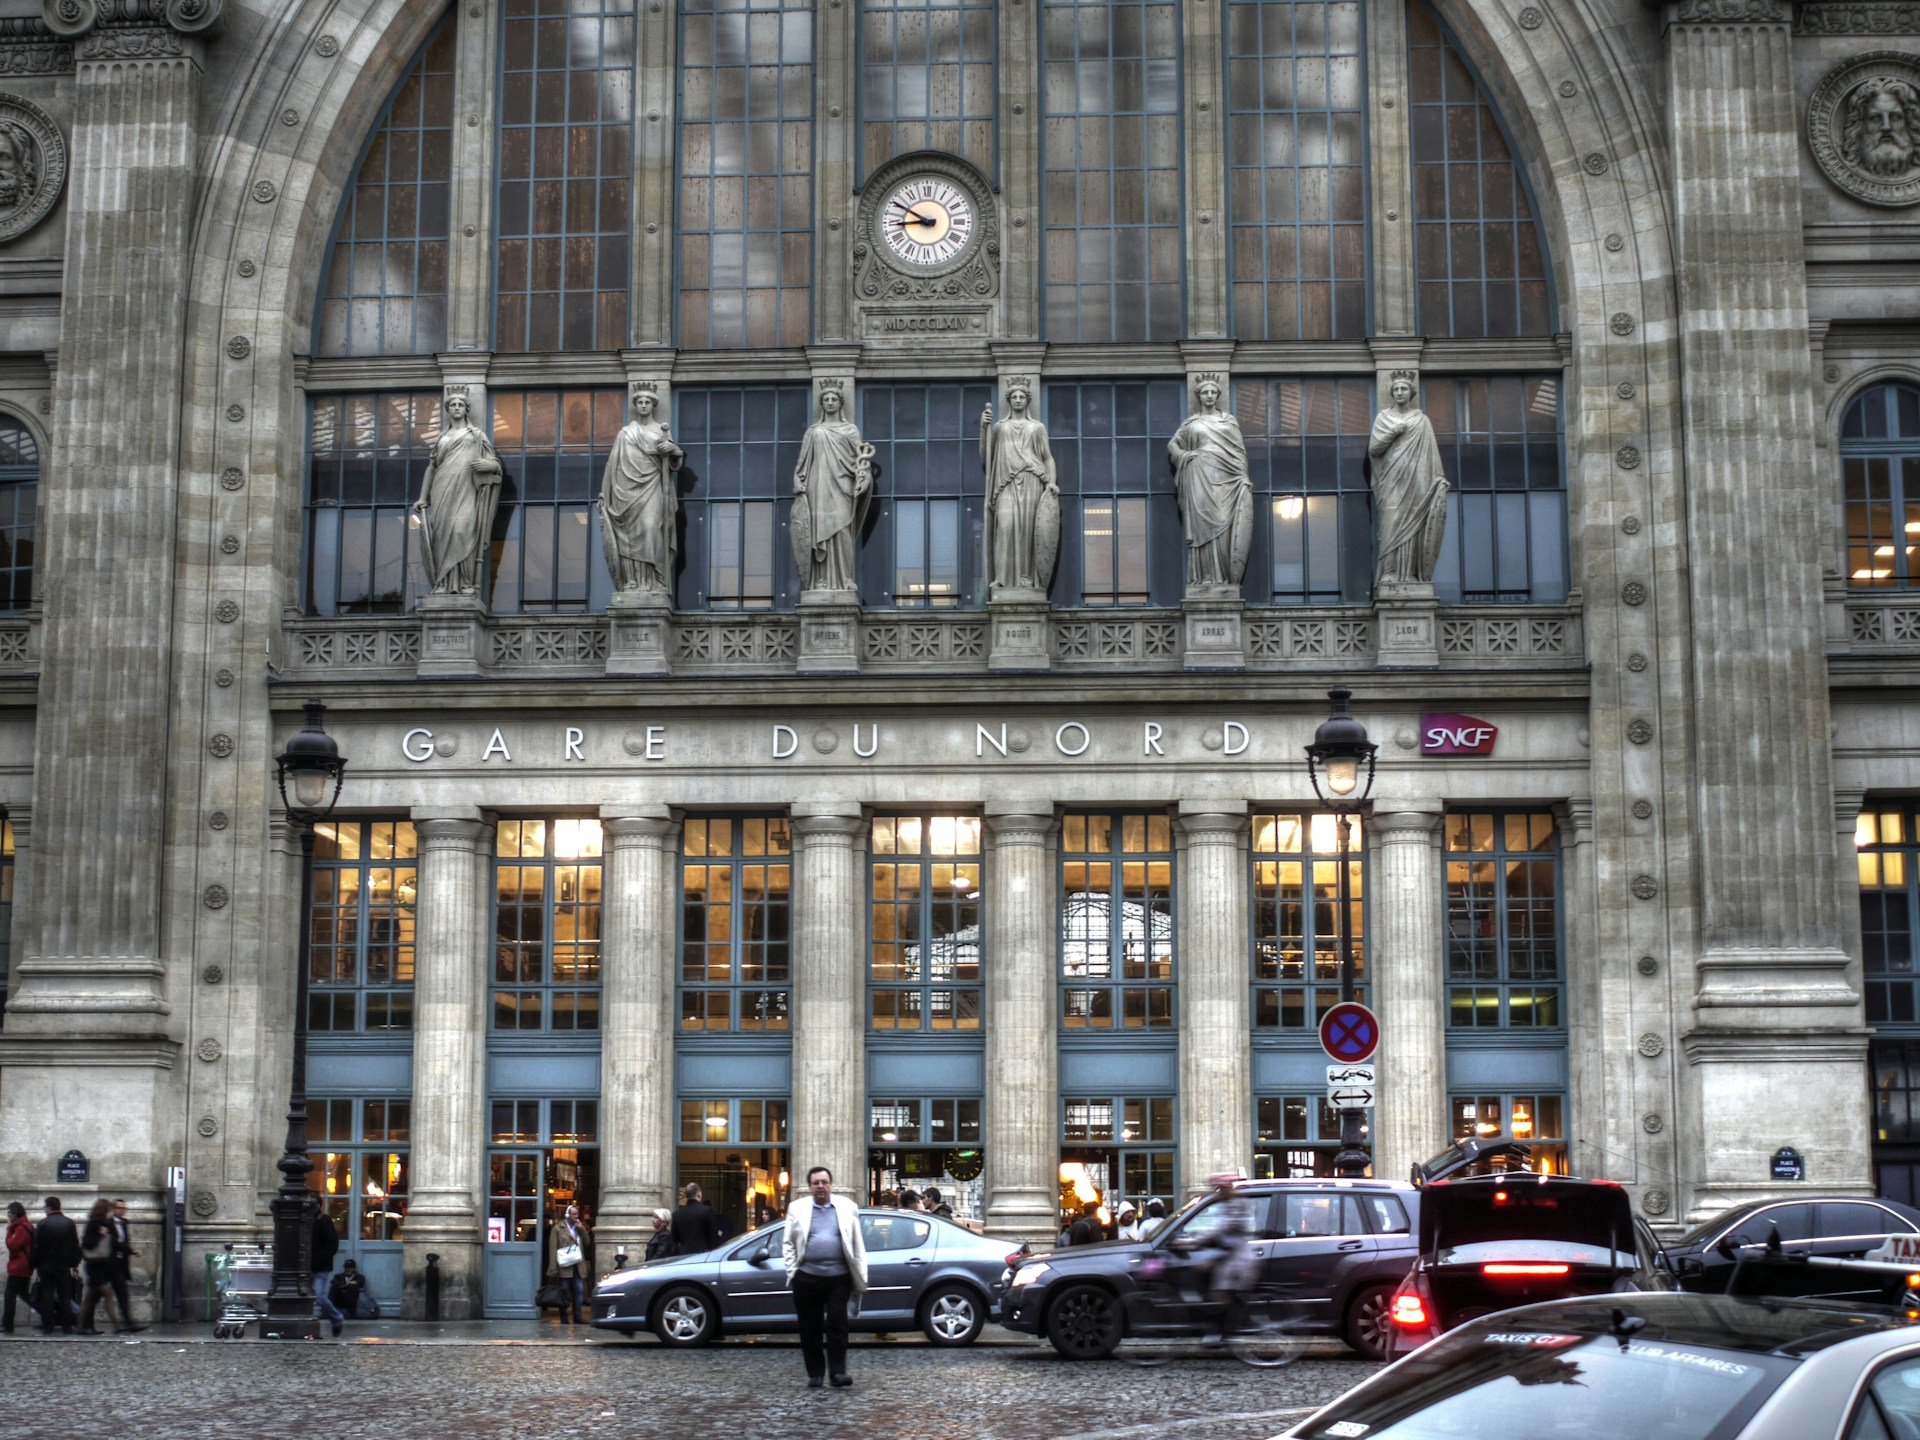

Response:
(1115, 1201), (1142, 1243)
(670, 1183), (718, 1255)
(32, 1197), (78, 1335)
(549, 1203), (591, 1324)
(3, 1201), (31, 1333)
(923, 1187), (954, 1220)
(311, 1208), (347, 1337)
(643, 1208), (678, 1263)
(1068, 1201), (1103, 1246)
(77, 1198), (121, 1334)
(102, 1199), (143, 1332)
(781, 1166), (868, 1390)
(1140, 1197), (1169, 1239)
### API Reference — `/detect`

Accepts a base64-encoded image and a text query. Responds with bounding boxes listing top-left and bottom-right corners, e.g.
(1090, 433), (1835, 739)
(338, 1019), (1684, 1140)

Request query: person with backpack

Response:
(3, 1201), (31, 1333)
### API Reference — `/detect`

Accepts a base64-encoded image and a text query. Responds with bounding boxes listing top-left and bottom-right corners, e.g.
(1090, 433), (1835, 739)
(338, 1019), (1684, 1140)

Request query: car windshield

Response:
(1298, 1327), (1796, 1440)
(1428, 1185), (1627, 1250)
(1674, 1203), (1762, 1249)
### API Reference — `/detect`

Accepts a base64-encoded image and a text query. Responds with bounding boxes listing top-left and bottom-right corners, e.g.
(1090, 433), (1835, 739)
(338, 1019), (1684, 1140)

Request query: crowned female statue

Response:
(1167, 378), (1252, 593)
(599, 388), (683, 596)
(1369, 375), (1452, 590)
(791, 386), (874, 595)
(413, 390), (503, 598)
(979, 381), (1060, 598)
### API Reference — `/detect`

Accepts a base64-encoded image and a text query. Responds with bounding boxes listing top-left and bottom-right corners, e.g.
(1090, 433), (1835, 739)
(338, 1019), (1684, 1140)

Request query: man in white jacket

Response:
(782, 1165), (869, 1389)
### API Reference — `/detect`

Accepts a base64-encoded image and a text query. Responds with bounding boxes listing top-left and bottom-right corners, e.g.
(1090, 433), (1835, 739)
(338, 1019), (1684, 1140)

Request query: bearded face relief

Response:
(0, 129), (29, 210)
(0, 98), (62, 244)
(1848, 78), (1920, 179)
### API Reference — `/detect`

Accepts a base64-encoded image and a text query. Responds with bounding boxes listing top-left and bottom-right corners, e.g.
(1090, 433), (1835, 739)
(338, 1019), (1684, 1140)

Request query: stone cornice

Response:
(42, 0), (222, 39)
(0, 19), (72, 76)
(1665, 0), (1792, 25)
(1797, 1), (1920, 32)
(0, 1034), (177, 1067)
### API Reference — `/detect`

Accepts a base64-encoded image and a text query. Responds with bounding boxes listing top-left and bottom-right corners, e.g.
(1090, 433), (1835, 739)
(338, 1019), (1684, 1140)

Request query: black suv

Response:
(999, 1178), (1422, 1360)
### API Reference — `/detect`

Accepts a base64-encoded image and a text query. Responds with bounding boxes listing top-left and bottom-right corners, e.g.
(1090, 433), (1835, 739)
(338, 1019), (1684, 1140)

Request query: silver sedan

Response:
(591, 1210), (1017, 1347)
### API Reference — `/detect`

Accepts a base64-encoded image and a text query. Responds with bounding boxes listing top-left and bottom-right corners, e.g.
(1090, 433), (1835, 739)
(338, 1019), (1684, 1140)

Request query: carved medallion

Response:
(1808, 51), (1920, 206)
(1582, 151), (1610, 175)
(1605, 233), (1625, 252)
(197, 1116), (217, 1138)
(203, 883), (229, 909)
(1622, 514), (1642, 533)
(195, 1037), (223, 1062)
(190, 1192), (217, 1218)
(1610, 311), (1636, 335)
(812, 728), (839, 754)
(1626, 651), (1648, 671)
(226, 403), (244, 422)
(1627, 718), (1654, 744)
(220, 467), (243, 490)
(236, 259), (256, 277)
(1518, 5), (1544, 26)
(1637, 1030), (1665, 1056)
(1641, 1187), (1669, 1216)
(207, 733), (234, 757)
(214, 668), (234, 687)
(1558, 80), (1578, 98)
(0, 93), (65, 244)
(1617, 380), (1636, 400)
(250, 179), (276, 204)
(1636, 954), (1659, 975)
(1616, 444), (1641, 470)
(201, 962), (224, 983)
(209, 810), (229, 830)
(219, 535), (239, 555)
(225, 335), (251, 360)
(1621, 580), (1648, 606)
(1643, 1113), (1664, 1133)
(1632, 798), (1653, 820)
(214, 599), (239, 623)
(1631, 874), (1659, 900)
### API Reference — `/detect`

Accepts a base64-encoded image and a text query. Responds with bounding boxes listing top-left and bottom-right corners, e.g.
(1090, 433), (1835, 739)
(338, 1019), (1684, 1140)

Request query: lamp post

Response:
(263, 699), (347, 1340)
(1304, 686), (1377, 1180)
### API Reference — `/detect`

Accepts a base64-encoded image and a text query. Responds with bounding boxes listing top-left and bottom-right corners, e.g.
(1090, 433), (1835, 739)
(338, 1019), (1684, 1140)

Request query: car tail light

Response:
(1483, 1263), (1571, 1277)
(1391, 1292), (1429, 1328)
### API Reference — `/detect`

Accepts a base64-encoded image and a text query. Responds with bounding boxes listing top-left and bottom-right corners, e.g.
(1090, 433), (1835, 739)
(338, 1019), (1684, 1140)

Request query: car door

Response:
(720, 1230), (794, 1325)
(1263, 1191), (1371, 1329)
(1702, 1201), (1817, 1292)
(859, 1213), (934, 1325)
(1814, 1201), (1920, 1258)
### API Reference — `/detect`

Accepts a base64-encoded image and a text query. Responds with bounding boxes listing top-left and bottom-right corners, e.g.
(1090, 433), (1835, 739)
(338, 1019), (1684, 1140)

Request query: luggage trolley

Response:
(207, 1243), (273, 1339)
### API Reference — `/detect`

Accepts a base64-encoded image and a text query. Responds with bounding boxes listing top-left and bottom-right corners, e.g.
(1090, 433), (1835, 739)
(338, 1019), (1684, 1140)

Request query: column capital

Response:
(985, 801), (1055, 843)
(414, 814), (489, 850)
(1371, 807), (1443, 840)
(48, 0), (222, 54)
(791, 802), (863, 841)
(1662, 0), (1791, 29)
(1834, 787), (1867, 828)
(601, 804), (677, 844)
(1176, 805), (1249, 841)
(1553, 796), (1596, 843)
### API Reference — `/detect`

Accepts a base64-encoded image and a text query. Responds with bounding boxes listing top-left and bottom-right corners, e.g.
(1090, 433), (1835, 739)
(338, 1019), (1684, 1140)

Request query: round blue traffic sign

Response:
(1319, 1002), (1380, 1064)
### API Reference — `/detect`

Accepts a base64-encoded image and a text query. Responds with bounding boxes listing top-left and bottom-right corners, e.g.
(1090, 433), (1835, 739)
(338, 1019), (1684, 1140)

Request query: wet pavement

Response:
(0, 1322), (1379, 1440)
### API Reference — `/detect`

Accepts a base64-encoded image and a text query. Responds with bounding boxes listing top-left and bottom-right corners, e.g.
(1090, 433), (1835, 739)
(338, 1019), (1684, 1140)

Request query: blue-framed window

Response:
(488, 389), (621, 613)
(1046, 381), (1184, 607)
(492, 819), (604, 1032)
(308, 1098), (412, 1242)
(1061, 1095), (1176, 1214)
(1226, 0), (1367, 339)
(674, 386), (810, 611)
(1843, 382), (1920, 589)
(1444, 811), (1560, 1029)
(677, 1097), (790, 1229)
(1408, 1), (1552, 338)
(859, 0), (995, 178)
(678, 0), (815, 349)
(870, 1096), (986, 1219)
(1040, 0), (1182, 341)
(1237, 378), (1373, 605)
(309, 820), (419, 1034)
(0, 418), (33, 612)
(1254, 1095), (1347, 1178)
(1060, 811), (1175, 1029)
(1425, 375), (1567, 604)
(1451, 1092), (1566, 1174)
(680, 815), (793, 1033)
(861, 382), (991, 609)
(305, 393), (438, 616)
(0, 818), (14, 1030)
(496, 0), (634, 352)
(316, 21), (455, 357)
(489, 1099), (600, 1245)
(1252, 811), (1366, 1029)
(1861, 805), (1919, 1024)
(870, 815), (982, 1031)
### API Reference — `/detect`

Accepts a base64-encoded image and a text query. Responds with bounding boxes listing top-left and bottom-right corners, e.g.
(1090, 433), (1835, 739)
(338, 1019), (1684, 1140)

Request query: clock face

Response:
(879, 175), (978, 269)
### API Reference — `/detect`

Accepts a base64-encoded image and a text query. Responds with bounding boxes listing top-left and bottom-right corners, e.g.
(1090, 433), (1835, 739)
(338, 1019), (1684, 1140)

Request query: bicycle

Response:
(1120, 1259), (1310, 1368)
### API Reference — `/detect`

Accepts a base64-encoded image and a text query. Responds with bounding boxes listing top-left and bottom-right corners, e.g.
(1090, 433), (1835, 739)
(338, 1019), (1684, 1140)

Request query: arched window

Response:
(0, 417), (36, 611)
(1843, 381), (1920, 589)
(314, 22), (455, 357)
(1407, 2), (1551, 338)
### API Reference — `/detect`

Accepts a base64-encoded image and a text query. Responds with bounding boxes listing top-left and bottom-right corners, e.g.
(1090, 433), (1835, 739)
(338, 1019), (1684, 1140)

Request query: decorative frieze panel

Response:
(278, 604), (1585, 682)
(1844, 595), (1920, 647)
(0, 618), (36, 672)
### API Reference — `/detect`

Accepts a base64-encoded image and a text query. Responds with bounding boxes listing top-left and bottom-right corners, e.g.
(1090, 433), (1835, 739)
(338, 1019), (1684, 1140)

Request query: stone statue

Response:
(1369, 375), (1451, 590)
(412, 390), (503, 598)
(979, 381), (1060, 597)
(599, 388), (683, 596)
(790, 386), (874, 594)
(1167, 378), (1252, 592)
(1844, 75), (1920, 180)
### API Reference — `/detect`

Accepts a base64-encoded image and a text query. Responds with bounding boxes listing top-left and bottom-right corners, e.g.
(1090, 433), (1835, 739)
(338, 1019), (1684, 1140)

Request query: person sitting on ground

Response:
(644, 1208), (678, 1262)
(329, 1258), (369, 1320)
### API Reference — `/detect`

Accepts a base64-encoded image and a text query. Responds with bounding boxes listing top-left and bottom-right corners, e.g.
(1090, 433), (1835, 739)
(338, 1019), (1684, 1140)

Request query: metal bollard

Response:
(424, 1252), (441, 1323)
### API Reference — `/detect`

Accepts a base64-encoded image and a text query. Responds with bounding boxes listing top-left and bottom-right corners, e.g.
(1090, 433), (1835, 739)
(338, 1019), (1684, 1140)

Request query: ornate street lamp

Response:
(263, 699), (347, 1340)
(1304, 687), (1377, 1180)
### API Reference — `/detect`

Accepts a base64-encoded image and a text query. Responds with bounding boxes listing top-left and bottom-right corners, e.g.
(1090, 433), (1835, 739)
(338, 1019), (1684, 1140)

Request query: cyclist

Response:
(1185, 1174), (1260, 1341)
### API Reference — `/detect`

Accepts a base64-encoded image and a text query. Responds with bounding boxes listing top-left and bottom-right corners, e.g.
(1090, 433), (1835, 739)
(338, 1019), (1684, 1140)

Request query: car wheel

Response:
(1046, 1284), (1123, 1360)
(920, 1283), (986, 1347)
(1344, 1283), (1396, 1361)
(652, 1286), (719, 1347)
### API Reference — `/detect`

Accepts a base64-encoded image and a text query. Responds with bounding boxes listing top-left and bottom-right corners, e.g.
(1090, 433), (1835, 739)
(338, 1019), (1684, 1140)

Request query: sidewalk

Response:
(9, 1319), (1047, 1346)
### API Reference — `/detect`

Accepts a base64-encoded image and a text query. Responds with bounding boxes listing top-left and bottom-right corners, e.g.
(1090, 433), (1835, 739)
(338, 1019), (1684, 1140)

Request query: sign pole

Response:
(1332, 810), (1370, 1179)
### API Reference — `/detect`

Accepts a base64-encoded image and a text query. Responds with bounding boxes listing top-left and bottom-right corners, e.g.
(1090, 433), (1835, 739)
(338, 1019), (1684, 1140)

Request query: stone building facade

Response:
(0, 0), (1912, 1319)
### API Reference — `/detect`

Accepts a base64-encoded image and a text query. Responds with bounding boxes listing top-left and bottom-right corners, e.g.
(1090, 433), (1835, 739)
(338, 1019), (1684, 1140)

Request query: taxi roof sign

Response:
(1866, 1234), (1920, 1265)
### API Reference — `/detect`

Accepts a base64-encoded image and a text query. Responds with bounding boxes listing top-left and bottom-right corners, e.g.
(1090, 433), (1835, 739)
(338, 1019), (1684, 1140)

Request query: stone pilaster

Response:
(1369, 809), (1444, 1186)
(446, 0), (500, 351)
(812, 0), (856, 342)
(996, 0), (1041, 338)
(1665, 0), (1870, 1206)
(789, 805), (866, 1199)
(1180, 0), (1227, 338)
(1363, 0), (1415, 336)
(631, 0), (677, 347)
(401, 811), (490, 1319)
(596, 807), (679, 1271)
(1176, 805), (1250, 1196)
(983, 804), (1058, 1243)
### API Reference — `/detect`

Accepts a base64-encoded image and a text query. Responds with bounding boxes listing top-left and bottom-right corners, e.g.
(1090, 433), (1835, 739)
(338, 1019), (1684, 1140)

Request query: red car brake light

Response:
(1391, 1293), (1429, 1327)
(1482, 1262), (1571, 1276)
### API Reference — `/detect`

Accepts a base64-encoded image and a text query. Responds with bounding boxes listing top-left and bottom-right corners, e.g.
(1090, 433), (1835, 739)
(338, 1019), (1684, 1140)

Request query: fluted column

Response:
(596, 806), (679, 1269)
(789, 805), (865, 1198)
(1667, 0), (1868, 1204)
(984, 804), (1058, 1244)
(401, 811), (490, 1319)
(1177, 805), (1250, 1196)
(1369, 809), (1444, 1187)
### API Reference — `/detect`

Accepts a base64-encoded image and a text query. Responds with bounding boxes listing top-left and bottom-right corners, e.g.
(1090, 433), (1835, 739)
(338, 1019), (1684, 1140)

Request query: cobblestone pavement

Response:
(0, 1325), (1380, 1440)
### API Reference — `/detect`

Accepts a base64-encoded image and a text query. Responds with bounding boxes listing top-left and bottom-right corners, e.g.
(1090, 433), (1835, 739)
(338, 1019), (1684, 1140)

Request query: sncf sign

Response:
(1420, 713), (1499, 756)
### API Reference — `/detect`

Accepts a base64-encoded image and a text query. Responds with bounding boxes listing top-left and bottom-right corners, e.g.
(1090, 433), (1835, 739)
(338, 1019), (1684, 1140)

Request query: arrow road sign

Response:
(1327, 1063), (1376, 1111)
(1320, 1001), (1381, 1064)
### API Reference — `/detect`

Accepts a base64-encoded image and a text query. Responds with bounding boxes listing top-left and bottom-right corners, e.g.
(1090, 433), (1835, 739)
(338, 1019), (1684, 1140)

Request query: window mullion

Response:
(447, 1), (500, 352)
(1362, 0), (1413, 336)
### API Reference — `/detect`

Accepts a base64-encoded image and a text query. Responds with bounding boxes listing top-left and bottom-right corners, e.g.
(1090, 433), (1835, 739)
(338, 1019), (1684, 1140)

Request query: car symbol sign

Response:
(1320, 1001), (1380, 1064)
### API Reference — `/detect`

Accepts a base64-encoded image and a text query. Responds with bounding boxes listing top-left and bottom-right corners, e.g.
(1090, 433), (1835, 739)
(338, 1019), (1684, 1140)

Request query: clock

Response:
(875, 173), (981, 272)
